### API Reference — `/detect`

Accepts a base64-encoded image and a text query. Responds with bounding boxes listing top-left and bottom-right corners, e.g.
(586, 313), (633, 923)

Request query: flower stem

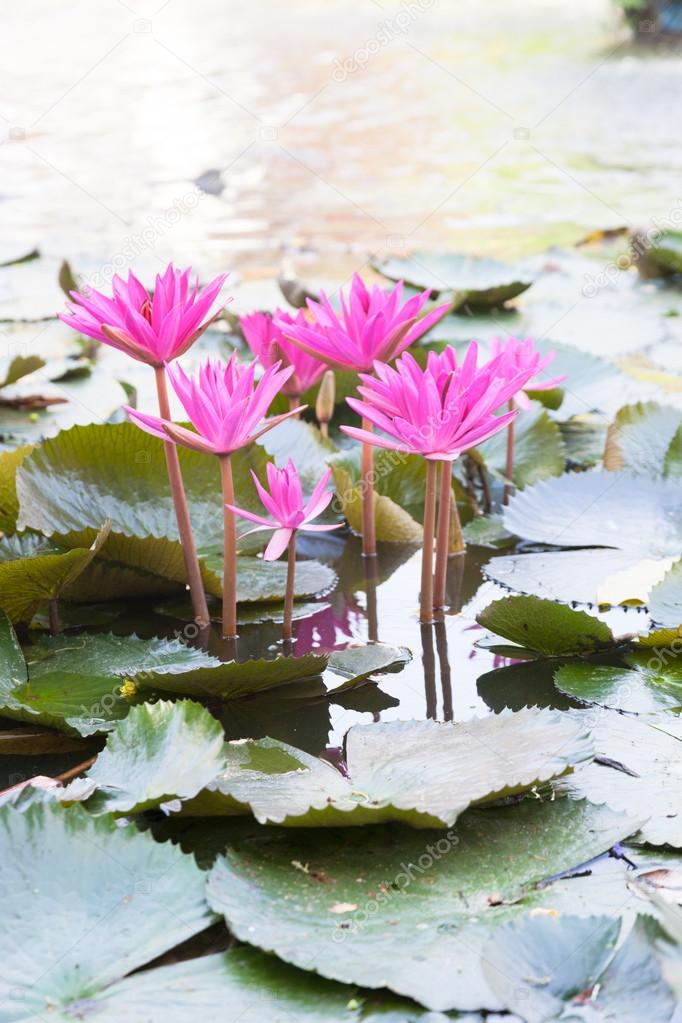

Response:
(503, 399), (515, 506)
(433, 461), (465, 611)
(361, 421), (376, 558)
(219, 453), (238, 640)
(420, 459), (437, 623)
(154, 366), (210, 629)
(283, 532), (297, 643)
(288, 395), (301, 416)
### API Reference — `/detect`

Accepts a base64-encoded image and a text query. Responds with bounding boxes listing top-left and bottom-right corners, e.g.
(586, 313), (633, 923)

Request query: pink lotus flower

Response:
(227, 459), (341, 560)
(274, 273), (450, 372)
(240, 309), (327, 397)
(341, 348), (525, 461)
(125, 355), (302, 455)
(489, 337), (566, 410)
(60, 264), (227, 366)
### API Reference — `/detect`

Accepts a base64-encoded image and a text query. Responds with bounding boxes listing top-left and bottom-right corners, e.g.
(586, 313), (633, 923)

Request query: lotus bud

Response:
(315, 370), (335, 438)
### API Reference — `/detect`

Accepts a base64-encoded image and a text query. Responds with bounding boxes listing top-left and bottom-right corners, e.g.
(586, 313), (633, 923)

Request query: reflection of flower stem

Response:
(503, 399), (515, 505)
(48, 598), (62, 635)
(433, 462), (464, 610)
(420, 460), (437, 623)
(219, 454), (238, 641)
(363, 553), (379, 643)
(421, 623), (437, 719)
(435, 620), (452, 721)
(283, 533), (296, 643)
(361, 420), (376, 557)
(154, 366), (209, 630)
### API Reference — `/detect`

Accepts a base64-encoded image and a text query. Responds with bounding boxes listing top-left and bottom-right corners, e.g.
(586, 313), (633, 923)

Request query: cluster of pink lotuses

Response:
(60, 261), (564, 646)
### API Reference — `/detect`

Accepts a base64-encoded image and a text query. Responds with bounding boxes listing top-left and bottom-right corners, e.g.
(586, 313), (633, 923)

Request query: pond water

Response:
(3, 0), (682, 278)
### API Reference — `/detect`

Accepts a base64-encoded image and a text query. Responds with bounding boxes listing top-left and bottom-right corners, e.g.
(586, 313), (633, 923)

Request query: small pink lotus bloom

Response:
(125, 355), (303, 456)
(240, 309), (327, 397)
(274, 273), (450, 372)
(60, 264), (228, 367)
(227, 459), (341, 560)
(341, 349), (525, 461)
(489, 336), (566, 410)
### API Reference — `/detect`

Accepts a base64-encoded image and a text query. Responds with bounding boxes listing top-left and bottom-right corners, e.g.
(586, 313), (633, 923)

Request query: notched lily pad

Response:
(371, 251), (535, 308)
(477, 596), (615, 657)
(0, 803), (214, 1015)
(206, 797), (639, 1012)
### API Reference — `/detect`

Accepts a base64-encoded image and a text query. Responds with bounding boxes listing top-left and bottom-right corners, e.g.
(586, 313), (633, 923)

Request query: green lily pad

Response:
(0, 804), (215, 1016)
(483, 914), (620, 1021)
(560, 710), (682, 847)
(64, 700), (226, 814)
(477, 409), (565, 489)
(483, 915), (674, 1023)
(649, 560), (682, 627)
(14, 421), (324, 598)
(0, 444), (31, 533)
(646, 230), (682, 275)
(482, 548), (642, 606)
(371, 251), (535, 308)
(477, 596), (615, 656)
(604, 402), (682, 477)
(0, 522), (111, 623)
(49, 946), (463, 1022)
(206, 796), (638, 1012)
(503, 470), (682, 558)
(554, 660), (682, 714)
(188, 710), (593, 825)
(462, 514), (513, 548)
(63, 707), (592, 825)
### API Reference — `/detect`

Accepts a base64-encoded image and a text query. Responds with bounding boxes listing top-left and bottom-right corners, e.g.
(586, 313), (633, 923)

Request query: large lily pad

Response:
(477, 409), (565, 489)
(477, 596), (614, 656)
(503, 470), (682, 558)
(604, 402), (682, 477)
(0, 804), (214, 1016)
(483, 915), (674, 1023)
(0, 523), (111, 623)
(190, 710), (593, 825)
(62, 707), (592, 825)
(371, 251), (535, 308)
(649, 560), (682, 627)
(0, 444), (31, 532)
(65, 701), (226, 815)
(50, 946), (463, 1022)
(560, 710), (682, 847)
(482, 547), (653, 606)
(206, 797), (638, 1012)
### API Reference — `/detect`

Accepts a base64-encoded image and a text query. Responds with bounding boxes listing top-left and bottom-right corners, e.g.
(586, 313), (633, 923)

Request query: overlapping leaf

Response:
(0, 804), (214, 1017)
